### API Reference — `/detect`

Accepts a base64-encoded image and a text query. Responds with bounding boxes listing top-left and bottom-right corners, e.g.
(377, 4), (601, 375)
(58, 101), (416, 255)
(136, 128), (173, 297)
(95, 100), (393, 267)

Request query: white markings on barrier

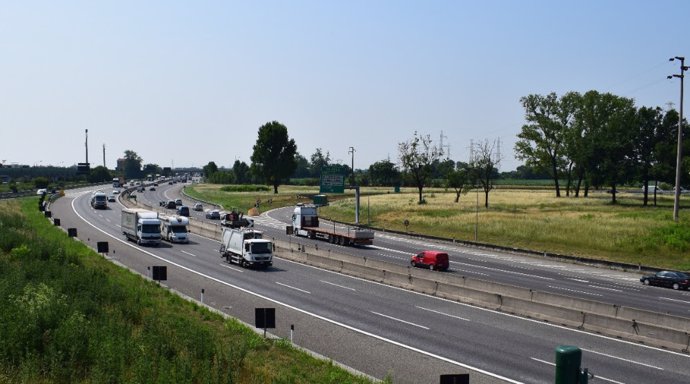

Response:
(659, 296), (690, 305)
(371, 311), (429, 330)
(181, 250), (197, 258)
(320, 280), (356, 291)
(219, 263), (244, 273)
(276, 282), (311, 294)
(547, 286), (603, 297)
(588, 285), (623, 293)
(580, 348), (663, 370)
(416, 306), (470, 322)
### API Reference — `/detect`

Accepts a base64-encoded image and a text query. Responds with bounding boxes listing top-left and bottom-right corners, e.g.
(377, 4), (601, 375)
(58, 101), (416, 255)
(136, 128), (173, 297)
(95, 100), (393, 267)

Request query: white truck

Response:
(160, 215), (189, 243)
(121, 208), (161, 246)
(219, 228), (273, 268)
(288, 204), (374, 246)
(91, 191), (108, 209)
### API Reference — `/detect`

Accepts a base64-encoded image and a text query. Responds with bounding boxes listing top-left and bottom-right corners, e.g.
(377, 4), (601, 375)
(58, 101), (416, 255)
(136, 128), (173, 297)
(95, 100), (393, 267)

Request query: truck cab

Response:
(91, 192), (108, 209)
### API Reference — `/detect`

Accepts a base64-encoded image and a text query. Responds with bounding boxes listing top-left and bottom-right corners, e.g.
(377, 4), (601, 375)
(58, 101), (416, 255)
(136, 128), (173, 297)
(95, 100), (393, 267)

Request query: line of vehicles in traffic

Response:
(120, 207), (273, 269)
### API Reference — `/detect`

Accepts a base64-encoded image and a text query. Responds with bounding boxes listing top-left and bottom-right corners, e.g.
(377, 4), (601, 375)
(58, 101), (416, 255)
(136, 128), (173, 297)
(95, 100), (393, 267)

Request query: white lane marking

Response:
(181, 250), (197, 257)
(320, 280), (356, 291)
(530, 357), (554, 366)
(591, 375), (625, 384)
(416, 306), (470, 322)
(530, 357), (625, 384)
(569, 278), (589, 283)
(371, 311), (429, 330)
(660, 296), (690, 304)
(453, 261), (555, 281)
(547, 285), (603, 297)
(276, 282), (311, 294)
(588, 285), (623, 293)
(219, 264), (244, 273)
(581, 348), (663, 370)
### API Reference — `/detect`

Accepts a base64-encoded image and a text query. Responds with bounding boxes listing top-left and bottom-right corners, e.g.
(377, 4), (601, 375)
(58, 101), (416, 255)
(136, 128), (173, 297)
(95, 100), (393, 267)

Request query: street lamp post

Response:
(668, 56), (688, 222)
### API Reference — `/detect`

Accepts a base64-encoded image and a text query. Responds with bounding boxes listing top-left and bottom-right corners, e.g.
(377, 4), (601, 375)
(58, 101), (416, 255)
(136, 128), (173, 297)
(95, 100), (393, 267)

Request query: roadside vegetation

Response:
(0, 198), (379, 384)
(188, 184), (690, 271)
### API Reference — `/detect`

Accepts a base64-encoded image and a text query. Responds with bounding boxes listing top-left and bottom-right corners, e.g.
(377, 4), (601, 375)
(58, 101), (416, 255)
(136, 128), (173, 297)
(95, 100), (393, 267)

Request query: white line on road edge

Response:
(320, 280), (356, 291)
(453, 261), (556, 281)
(416, 306), (470, 322)
(276, 282), (311, 294)
(580, 348), (663, 370)
(660, 296), (690, 304)
(530, 357), (625, 384)
(587, 285), (623, 293)
(219, 264), (243, 273)
(181, 250), (197, 257)
(547, 285), (603, 297)
(371, 311), (429, 330)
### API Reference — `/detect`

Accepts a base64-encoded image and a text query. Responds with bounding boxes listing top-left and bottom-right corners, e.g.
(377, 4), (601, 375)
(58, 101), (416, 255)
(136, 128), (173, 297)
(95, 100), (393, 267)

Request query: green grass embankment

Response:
(0, 198), (379, 384)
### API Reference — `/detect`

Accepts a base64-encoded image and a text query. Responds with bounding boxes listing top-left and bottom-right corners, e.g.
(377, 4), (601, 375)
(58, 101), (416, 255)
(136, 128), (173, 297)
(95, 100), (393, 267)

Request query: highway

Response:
(49, 183), (690, 383)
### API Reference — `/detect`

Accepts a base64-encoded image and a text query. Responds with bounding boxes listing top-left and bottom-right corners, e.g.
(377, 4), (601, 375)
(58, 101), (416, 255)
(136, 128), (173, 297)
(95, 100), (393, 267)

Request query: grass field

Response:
(0, 198), (380, 383)
(188, 184), (690, 271)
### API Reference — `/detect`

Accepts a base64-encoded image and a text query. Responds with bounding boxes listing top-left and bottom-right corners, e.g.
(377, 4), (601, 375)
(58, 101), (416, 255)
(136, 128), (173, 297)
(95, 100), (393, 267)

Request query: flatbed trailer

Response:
(289, 204), (373, 246)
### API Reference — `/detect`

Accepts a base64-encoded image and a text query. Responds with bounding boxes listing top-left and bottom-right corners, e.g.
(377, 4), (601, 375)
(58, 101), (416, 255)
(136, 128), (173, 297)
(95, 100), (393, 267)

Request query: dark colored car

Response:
(640, 271), (690, 290)
(205, 209), (220, 219)
(411, 250), (449, 271)
(166, 200), (177, 209)
(177, 206), (190, 217)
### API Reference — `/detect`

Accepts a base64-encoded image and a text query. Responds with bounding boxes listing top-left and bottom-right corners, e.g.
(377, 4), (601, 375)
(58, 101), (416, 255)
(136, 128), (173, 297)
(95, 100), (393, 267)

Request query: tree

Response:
(202, 162), (219, 178)
(122, 150), (143, 180)
(433, 158), (456, 179)
(446, 162), (470, 203)
(142, 164), (161, 177)
(232, 160), (250, 184)
(470, 140), (500, 208)
(515, 92), (576, 197)
(398, 131), (442, 204)
(579, 91), (636, 204)
(633, 106), (664, 206)
(88, 166), (112, 183)
(250, 121), (298, 193)
(292, 153), (310, 178)
(309, 148), (330, 178)
(368, 159), (400, 186)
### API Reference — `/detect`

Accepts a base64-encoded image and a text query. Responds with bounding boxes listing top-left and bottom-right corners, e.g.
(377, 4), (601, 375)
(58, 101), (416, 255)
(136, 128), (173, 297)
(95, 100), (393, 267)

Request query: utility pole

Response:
(102, 144), (106, 168)
(85, 129), (89, 164)
(348, 146), (355, 186)
(668, 56), (688, 222)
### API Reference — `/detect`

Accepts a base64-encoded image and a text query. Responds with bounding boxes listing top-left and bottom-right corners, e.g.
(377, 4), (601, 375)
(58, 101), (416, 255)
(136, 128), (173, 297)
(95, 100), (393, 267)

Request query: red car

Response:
(411, 251), (449, 271)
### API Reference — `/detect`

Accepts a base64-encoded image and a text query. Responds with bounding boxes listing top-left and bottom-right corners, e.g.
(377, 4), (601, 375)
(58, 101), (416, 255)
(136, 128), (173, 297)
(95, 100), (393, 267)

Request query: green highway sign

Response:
(320, 165), (345, 193)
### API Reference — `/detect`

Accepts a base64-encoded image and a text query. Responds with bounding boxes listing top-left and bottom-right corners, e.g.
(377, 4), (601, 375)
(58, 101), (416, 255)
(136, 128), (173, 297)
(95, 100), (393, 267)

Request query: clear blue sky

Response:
(2, 1), (688, 172)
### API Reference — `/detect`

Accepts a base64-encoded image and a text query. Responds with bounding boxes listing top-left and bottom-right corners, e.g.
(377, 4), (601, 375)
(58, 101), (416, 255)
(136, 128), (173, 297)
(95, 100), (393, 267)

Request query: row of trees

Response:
(515, 91), (689, 205)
